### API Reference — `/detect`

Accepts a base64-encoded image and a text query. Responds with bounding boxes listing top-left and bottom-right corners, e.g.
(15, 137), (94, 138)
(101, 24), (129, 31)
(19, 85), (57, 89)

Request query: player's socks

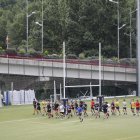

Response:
(80, 118), (83, 122)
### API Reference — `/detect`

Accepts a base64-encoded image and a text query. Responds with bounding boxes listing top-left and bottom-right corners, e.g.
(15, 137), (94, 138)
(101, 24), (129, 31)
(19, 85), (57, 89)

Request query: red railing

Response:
(0, 54), (136, 69)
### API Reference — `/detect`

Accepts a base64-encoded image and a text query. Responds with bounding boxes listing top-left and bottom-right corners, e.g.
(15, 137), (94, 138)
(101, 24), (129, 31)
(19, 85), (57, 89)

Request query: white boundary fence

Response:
(4, 89), (35, 105)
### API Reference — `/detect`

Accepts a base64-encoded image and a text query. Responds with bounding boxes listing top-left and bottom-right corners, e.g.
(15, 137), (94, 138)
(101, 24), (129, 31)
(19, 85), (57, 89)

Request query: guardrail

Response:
(0, 54), (136, 69)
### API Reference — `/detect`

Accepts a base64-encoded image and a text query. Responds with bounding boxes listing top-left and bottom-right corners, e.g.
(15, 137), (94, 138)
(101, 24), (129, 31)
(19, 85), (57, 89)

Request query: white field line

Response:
(0, 110), (134, 125)
(29, 120), (79, 125)
(0, 117), (43, 125)
(0, 116), (84, 126)
(115, 135), (140, 140)
(0, 107), (137, 125)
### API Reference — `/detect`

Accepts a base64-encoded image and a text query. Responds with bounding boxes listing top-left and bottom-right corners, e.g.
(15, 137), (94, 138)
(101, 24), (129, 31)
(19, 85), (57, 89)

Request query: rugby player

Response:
(54, 101), (59, 118)
(47, 101), (53, 118)
(111, 100), (115, 115)
(135, 100), (140, 116)
(115, 99), (121, 115)
(59, 103), (65, 119)
(36, 101), (42, 115)
(90, 99), (95, 116)
(77, 105), (83, 122)
(130, 99), (136, 116)
(122, 99), (127, 115)
(41, 99), (47, 116)
(66, 102), (72, 119)
(83, 102), (88, 117)
(102, 102), (109, 119)
(74, 100), (78, 115)
(33, 99), (37, 115)
(94, 102), (100, 118)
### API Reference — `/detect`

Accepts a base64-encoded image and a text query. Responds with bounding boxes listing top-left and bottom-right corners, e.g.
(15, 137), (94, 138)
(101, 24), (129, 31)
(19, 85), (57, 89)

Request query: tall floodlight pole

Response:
(137, 0), (140, 96)
(117, 0), (120, 62)
(41, 0), (44, 53)
(6, 35), (9, 49)
(35, 22), (43, 53)
(35, 0), (44, 53)
(26, 0), (29, 52)
(130, 8), (132, 59)
(26, 0), (35, 52)
(99, 43), (101, 96)
(109, 0), (120, 61)
(63, 41), (66, 98)
(129, 8), (137, 59)
(109, 0), (126, 62)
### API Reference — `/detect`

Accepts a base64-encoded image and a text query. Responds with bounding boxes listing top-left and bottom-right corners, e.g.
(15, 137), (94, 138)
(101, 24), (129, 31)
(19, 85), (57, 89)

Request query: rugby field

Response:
(0, 98), (140, 140)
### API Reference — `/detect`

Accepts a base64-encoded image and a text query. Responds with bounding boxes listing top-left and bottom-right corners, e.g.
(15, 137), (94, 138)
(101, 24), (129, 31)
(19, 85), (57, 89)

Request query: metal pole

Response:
(50, 95), (53, 112)
(117, 0), (120, 61)
(130, 8), (132, 59)
(99, 43), (101, 96)
(54, 80), (56, 102)
(137, 0), (140, 96)
(7, 42), (9, 50)
(26, 0), (29, 52)
(11, 82), (13, 105)
(42, 0), (44, 53)
(60, 83), (62, 99)
(0, 90), (2, 107)
(90, 82), (93, 98)
(63, 41), (66, 98)
(6, 35), (9, 49)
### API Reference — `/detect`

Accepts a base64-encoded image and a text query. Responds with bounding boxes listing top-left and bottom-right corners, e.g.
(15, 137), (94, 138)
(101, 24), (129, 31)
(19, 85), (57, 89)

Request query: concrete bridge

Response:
(0, 57), (136, 89)
(0, 57), (136, 81)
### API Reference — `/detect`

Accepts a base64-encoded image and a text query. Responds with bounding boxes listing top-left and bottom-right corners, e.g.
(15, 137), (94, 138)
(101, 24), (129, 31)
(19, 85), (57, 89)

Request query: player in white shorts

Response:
(122, 99), (127, 115)
(59, 103), (65, 119)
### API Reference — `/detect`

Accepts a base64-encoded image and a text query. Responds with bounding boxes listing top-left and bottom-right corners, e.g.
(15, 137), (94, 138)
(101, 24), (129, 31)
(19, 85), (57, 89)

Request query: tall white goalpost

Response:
(63, 41), (66, 98)
(62, 42), (102, 99)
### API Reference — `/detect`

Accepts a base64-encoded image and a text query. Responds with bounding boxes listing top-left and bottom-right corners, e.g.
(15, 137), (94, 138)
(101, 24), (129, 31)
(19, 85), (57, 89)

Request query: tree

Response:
(0, 0), (136, 58)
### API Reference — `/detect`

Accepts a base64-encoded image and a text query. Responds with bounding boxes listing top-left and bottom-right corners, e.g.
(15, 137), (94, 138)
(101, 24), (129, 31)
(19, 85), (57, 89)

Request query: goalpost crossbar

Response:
(65, 85), (100, 88)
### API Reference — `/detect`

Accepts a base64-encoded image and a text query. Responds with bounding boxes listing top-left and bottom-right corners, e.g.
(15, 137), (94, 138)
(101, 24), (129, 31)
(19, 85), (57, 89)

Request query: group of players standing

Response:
(32, 98), (140, 122)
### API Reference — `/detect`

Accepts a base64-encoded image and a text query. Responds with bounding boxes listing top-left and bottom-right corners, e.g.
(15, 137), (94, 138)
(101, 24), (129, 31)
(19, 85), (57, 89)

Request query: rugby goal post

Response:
(62, 42), (102, 98)
(53, 80), (63, 103)
(65, 83), (100, 98)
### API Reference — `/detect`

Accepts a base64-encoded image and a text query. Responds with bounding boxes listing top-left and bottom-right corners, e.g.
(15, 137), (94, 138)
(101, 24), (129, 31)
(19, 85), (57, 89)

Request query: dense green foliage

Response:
(0, 0), (136, 58)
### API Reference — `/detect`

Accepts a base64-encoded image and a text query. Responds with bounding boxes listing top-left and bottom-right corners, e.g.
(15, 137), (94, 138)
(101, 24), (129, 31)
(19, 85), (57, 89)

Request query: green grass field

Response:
(0, 97), (140, 140)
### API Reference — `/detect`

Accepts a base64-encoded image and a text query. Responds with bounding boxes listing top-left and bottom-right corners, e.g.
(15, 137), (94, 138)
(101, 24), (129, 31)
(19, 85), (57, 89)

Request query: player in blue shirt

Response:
(77, 105), (83, 122)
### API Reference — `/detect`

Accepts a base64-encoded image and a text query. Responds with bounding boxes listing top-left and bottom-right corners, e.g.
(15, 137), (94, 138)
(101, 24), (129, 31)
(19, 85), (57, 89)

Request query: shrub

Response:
(112, 57), (118, 63)
(44, 50), (49, 56)
(0, 47), (5, 54)
(18, 48), (26, 54)
(79, 53), (85, 59)
(6, 48), (17, 55)
(28, 48), (36, 55)
(66, 54), (78, 59)
(130, 58), (136, 65)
